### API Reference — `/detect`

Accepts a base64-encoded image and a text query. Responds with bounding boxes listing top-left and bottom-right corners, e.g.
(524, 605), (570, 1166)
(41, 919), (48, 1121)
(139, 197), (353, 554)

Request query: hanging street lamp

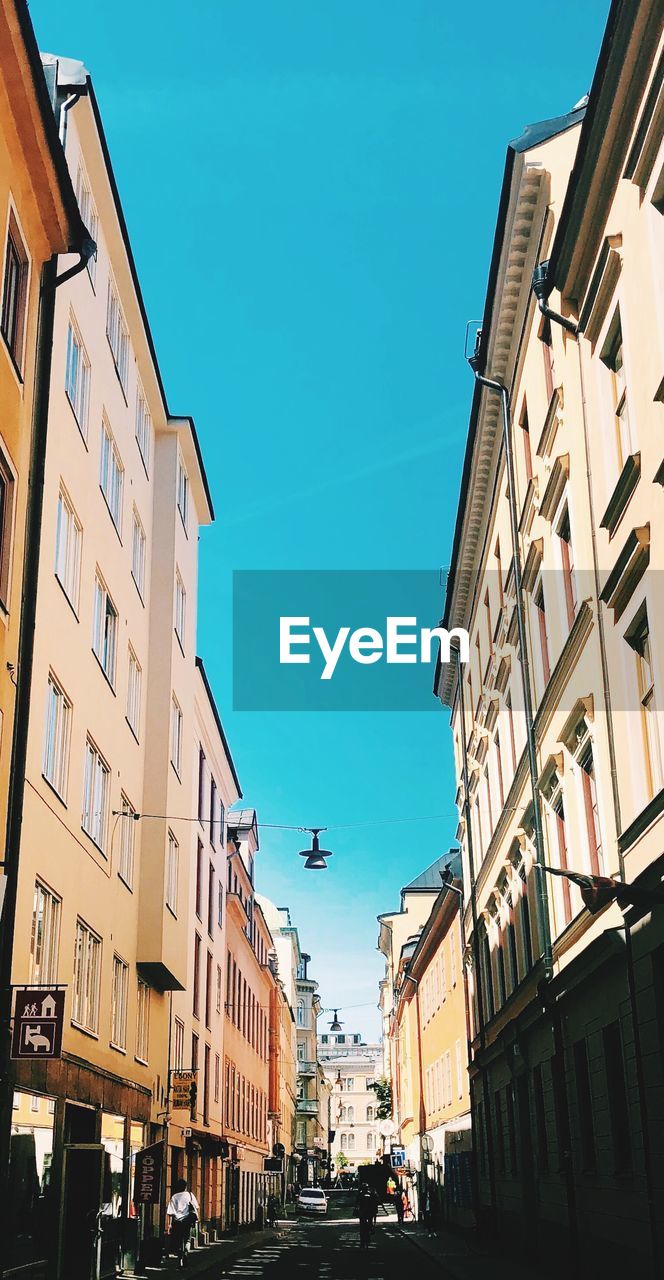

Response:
(298, 828), (333, 870)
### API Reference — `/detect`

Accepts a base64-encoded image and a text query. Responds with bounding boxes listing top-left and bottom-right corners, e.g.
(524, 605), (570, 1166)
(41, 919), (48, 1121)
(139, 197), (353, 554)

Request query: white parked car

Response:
(297, 1187), (328, 1215)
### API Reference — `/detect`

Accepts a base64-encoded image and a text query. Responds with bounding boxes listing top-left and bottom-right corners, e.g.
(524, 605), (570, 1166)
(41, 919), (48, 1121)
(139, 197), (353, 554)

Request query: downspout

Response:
(454, 644), (496, 1219)
(0, 238), (95, 1227)
(58, 88), (84, 148)
(532, 261), (660, 1279)
(467, 345), (552, 976)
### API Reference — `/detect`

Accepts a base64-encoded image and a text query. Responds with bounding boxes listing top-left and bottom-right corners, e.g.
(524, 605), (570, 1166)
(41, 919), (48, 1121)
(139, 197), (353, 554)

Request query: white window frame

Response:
(75, 165), (99, 287)
(176, 453), (189, 530)
(118, 793), (136, 889)
(106, 278), (129, 394)
(131, 507), (146, 598)
(30, 880), (61, 985)
(82, 737), (111, 852)
(72, 917), (102, 1034)
(92, 571), (118, 685)
(65, 315), (90, 437)
(55, 483), (82, 611)
(43, 672), (72, 799)
(100, 417), (124, 533)
(170, 694), (183, 776)
(175, 569), (186, 649)
(173, 1016), (184, 1069)
(166, 829), (179, 914)
(126, 646), (142, 740)
(136, 978), (150, 1063)
(135, 385), (151, 474)
(111, 953), (129, 1050)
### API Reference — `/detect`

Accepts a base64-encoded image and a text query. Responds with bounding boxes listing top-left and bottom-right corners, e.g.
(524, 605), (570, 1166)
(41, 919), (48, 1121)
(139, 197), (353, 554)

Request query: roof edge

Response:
(195, 656), (242, 798)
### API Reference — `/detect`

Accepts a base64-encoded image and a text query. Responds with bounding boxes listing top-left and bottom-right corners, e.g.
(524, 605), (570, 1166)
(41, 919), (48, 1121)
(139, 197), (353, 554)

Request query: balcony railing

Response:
(297, 1060), (316, 1076)
(296, 1098), (318, 1115)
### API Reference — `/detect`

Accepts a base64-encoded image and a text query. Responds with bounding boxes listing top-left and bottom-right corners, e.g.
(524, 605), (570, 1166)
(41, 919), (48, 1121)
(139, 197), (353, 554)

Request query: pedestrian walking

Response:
(355, 1183), (378, 1248)
(395, 1187), (404, 1224)
(166, 1178), (199, 1269)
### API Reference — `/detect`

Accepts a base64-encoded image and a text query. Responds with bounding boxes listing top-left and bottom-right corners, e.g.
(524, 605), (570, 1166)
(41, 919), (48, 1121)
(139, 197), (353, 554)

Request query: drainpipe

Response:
(58, 88), (84, 148)
(0, 238), (95, 1240)
(467, 343), (552, 975)
(532, 261), (660, 1279)
(454, 644), (497, 1221)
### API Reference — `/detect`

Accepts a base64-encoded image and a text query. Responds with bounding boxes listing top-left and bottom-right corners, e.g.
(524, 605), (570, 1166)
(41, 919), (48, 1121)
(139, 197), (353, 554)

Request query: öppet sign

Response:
(133, 1141), (163, 1206)
(11, 988), (65, 1059)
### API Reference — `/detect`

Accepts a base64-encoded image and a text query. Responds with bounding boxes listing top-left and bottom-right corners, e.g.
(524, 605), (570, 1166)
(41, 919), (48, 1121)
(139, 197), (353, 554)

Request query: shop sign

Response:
(133, 1142), (163, 1205)
(171, 1069), (197, 1109)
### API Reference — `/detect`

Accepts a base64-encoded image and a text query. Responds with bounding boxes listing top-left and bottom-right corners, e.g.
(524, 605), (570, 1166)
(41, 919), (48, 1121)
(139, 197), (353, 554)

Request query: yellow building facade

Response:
(391, 856), (471, 1221)
(436, 0), (664, 1271)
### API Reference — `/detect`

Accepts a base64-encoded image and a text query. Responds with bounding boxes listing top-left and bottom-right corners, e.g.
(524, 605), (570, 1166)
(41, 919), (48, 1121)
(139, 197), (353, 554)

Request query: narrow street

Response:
(216, 1197), (438, 1280)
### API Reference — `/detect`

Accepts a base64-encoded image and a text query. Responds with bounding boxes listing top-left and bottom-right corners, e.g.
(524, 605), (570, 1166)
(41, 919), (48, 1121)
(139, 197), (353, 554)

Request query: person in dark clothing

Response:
(355, 1184), (378, 1248)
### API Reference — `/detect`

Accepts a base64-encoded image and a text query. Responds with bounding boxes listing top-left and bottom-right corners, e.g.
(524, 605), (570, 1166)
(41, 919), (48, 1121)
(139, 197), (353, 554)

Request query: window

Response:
(82, 738), (111, 851)
(76, 166), (98, 286)
(195, 841), (203, 918)
(166, 830), (179, 913)
(118, 794), (136, 888)
(131, 509), (146, 597)
(191, 1034), (199, 1119)
(1, 210), (28, 371)
(543, 768), (572, 925)
(347, 1133), (355, 1152)
(346, 1078), (354, 1092)
(175, 570), (186, 647)
(126, 647), (142, 738)
(92, 573), (118, 684)
(193, 932), (201, 1019)
(520, 401), (533, 482)
(111, 954), (129, 1049)
(106, 279), (129, 393)
(198, 747), (206, 822)
(205, 950), (213, 1028)
(367, 1133), (373, 1152)
(174, 1017), (184, 1070)
(297, 1001), (305, 1027)
(170, 695), (183, 775)
(557, 504), (577, 629)
(43, 673), (71, 798)
(0, 448), (14, 609)
(100, 418), (124, 531)
(626, 607), (663, 799)
(540, 318), (555, 403)
(533, 579), (551, 686)
(30, 881), (61, 984)
(135, 387), (151, 473)
(579, 744), (603, 875)
(136, 979), (150, 1062)
(455, 1038), (463, 1098)
(573, 1038), (596, 1171)
(218, 879), (223, 928)
(366, 1105), (373, 1121)
(533, 1063), (548, 1172)
(30, 1095), (39, 1113)
(55, 484), (82, 608)
(65, 318), (90, 435)
(177, 454), (189, 528)
(214, 1052), (220, 1104)
(208, 861), (215, 937)
(216, 963), (222, 1013)
(601, 310), (634, 472)
(72, 918), (101, 1034)
(347, 1105), (354, 1122)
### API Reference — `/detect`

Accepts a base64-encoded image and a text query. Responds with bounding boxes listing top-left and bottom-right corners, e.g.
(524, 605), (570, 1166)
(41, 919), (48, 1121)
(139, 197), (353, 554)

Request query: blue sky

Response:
(33, 0), (608, 1040)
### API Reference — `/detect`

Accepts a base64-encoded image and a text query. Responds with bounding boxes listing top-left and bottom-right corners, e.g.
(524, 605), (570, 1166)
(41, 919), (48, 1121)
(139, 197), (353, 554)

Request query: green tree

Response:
(368, 1077), (392, 1119)
(335, 1152), (349, 1171)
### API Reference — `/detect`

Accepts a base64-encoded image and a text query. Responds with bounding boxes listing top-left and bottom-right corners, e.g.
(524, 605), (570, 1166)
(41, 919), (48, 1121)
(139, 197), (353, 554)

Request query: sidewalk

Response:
(129, 1223), (285, 1278)
(397, 1221), (545, 1280)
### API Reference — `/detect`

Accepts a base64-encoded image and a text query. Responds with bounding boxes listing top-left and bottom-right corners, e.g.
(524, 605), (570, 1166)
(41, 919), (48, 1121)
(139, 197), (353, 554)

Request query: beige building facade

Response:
(318, 1032), (382, 1175)
(6, 52), (214, 1278)
(436, 0), (664, 1271)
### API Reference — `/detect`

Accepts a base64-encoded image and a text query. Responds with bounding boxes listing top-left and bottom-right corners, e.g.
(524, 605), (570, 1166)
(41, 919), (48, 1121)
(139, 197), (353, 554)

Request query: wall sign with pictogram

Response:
(11, 988), (65, 1059)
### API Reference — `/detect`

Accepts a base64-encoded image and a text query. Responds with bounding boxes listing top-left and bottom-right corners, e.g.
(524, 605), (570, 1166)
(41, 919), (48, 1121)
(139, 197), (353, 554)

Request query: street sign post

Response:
(11, 988), (65, 1059)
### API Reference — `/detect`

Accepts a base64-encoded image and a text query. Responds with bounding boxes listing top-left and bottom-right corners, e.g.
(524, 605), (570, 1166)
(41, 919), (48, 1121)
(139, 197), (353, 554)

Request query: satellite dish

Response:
(378, 1119), (396, 1138)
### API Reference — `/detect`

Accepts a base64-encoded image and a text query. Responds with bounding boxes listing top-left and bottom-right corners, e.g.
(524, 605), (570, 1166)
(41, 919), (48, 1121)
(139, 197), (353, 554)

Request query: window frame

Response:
(54, 482), (82, 612)
(111, 953), (129, 1051)
(131, 507), (146, 599)
(43, 671), (72, 801)
(65, 314), (91, 439)
(72, 917), (102, 1036)
(100, 416), (124, 534)
(1, 206), (30, 377)
(81, 736), (111, 853)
